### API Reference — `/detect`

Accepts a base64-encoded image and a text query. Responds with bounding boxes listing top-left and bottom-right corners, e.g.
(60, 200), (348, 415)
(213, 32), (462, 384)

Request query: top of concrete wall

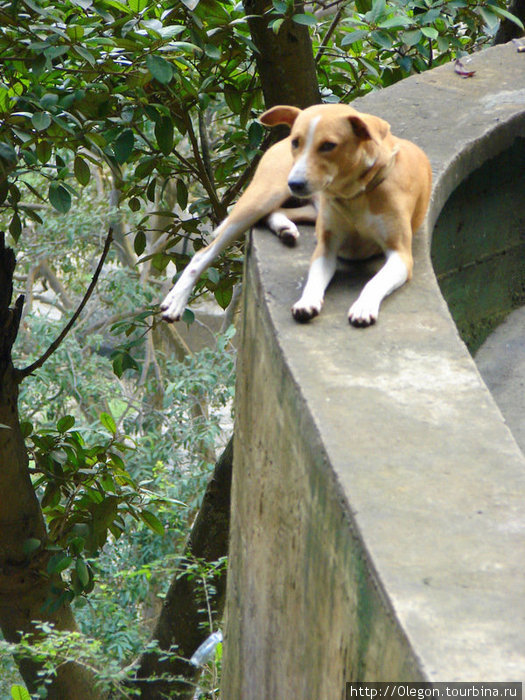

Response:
(249, 43), (525, 680)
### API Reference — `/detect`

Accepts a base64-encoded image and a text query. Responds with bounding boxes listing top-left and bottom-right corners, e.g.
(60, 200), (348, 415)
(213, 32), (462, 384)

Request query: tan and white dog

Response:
(161, 103), (432, 326)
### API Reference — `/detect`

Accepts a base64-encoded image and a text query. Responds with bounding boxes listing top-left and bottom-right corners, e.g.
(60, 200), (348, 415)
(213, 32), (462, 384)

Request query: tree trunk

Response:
(132, 436), (233, 699)
(493, 0), (525, 43)
(244, 0), (320, 109)
(0, 234), (105, 700)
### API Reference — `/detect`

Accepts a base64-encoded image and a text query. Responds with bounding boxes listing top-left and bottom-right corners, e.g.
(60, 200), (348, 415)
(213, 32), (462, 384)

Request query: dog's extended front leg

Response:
(161, 137), (294, 322)
(292, 235), (340, 323)
(348, 249), (410, 327)
(160, 220), (241, 322)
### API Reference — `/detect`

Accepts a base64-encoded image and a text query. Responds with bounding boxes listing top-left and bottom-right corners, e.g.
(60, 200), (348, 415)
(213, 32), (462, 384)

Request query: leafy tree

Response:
(0, 0), (523, 697)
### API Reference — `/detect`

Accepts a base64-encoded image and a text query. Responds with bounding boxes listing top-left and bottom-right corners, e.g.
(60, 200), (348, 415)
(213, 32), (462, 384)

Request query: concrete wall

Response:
(222, 43), (525, 696)
(432, 138), (525, 352)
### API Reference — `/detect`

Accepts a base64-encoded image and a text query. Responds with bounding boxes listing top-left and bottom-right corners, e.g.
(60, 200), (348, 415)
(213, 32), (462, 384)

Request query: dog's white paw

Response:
(266, 212), (300, 247)
(291, 298), (322, 323)
(277, 223), (300, 247)
(160, 289), (186, 322)
(348, 296), (379, 327)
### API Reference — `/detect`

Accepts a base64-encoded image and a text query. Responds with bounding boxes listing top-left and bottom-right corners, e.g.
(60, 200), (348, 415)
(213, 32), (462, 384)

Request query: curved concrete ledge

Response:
(223, 43), (525, 694)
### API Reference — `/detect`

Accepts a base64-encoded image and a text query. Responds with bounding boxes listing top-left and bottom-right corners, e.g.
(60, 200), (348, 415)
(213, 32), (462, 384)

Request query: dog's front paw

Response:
(160, 290), (186, 323)
(291, 299), (321, 323)
(348, 297), (379, 327)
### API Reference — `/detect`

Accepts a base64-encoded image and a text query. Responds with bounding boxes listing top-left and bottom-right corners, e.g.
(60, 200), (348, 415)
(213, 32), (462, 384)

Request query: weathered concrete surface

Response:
(432, 139), (525, 353)
(222, 43), (525, 695)
(476, 306), (525, 455)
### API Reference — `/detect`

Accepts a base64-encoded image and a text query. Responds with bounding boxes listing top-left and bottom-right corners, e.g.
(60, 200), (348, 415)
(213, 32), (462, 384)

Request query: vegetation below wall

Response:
(0, 0), (523, 696)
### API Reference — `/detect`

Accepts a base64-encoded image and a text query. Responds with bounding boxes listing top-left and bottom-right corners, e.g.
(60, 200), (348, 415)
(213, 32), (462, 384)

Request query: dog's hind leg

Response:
(161, 139), (294, 322)
(265, 201), (317, 247)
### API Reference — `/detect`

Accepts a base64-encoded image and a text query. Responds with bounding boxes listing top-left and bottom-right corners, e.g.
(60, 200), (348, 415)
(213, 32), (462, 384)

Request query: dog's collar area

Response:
(341, 145), (400, 201)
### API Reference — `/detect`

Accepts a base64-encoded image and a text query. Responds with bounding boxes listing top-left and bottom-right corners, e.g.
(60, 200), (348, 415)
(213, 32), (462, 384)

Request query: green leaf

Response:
(204, 43), (221, 60)
(44, 46), (69, 61)
(224, 87), (242, 114)
(420, 26), (438, 39)
(270, 17), (284, 34)
(113, 129), (134, 164)
(36, 140), (52, 163)
(11, 685), (31, 700)
(146, 177), (156, 202)
(402, 29), (423, 46)
(134, 230), (147, 255)
(292, 13), (317, 26)
(74, 156), (91, 185)
(341, 30), (369, 46)
(139, 509), (165, 535)
(47, 553), (73, 575)
(74, 45), (95, 65)
(100, 411), (117, 435)
(155, 116), (174, 155)
(182, 308), (194, 324)
(31, 112), (51, 131)
(57, 415), (75, 432)
(214, 282), (233, 310)
(76, 557), (90, 586)
(176, 179), (188, 209)
(129, 0), (148, 11)
(248, 120), (263, 149)
(371, 29), (393, 49)
(378, 15), (411, 29)
(66, 24), (85, 40)
(146, 55), (174, 85)
(206, 267), (220, 285)
(135, 157), (156, 179)
(367, 0), (386, 23)
(112, 351), (139, 378)
(0, 142), (17, 164)
(129, 197), (141, 212)
(49, 182), (72, 213)
(9, 213), (21, 242)
(489, 4), (524, 30)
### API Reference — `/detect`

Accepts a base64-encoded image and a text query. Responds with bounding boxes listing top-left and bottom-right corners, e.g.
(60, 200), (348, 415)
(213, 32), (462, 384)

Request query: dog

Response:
(160, 103), (432, 326)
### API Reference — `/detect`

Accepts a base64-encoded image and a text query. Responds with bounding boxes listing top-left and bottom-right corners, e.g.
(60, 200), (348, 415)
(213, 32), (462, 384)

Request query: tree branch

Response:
(315, 5), (344, 63)
(17, 228), (113, 380)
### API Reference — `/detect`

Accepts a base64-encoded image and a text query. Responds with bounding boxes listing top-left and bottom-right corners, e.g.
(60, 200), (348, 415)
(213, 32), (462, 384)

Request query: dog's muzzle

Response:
(288, 178), (311, 198)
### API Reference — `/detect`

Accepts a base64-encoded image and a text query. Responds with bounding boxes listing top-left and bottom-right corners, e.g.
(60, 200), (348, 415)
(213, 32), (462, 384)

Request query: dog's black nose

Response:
(288, 179), (310, 197)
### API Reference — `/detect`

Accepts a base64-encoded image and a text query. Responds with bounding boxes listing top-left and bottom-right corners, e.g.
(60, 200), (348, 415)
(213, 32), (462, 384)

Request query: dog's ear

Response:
(259, 106), (301, 128)
(348, 114), (391, 144)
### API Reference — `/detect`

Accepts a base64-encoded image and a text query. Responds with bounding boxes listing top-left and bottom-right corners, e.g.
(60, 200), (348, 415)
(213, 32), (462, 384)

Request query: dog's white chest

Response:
(325, 202), (389, 244)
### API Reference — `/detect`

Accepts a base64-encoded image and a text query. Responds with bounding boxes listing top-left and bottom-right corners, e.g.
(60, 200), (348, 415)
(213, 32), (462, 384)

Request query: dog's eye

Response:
(319, 141), (337, 153)
(291, 138), (300, 150)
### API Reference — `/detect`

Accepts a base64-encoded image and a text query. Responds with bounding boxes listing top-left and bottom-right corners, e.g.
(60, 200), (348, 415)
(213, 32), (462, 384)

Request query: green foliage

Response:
(23, 411), (167, 605)
(0, 0), (264, 303)
(329, 0), (523, 94)
(1, 0), (522, 695)
(1, 557), (227, 698)
(1, 623), (142, 698)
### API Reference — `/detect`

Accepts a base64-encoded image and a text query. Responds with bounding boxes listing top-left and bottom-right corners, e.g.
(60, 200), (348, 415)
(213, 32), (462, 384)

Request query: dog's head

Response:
(260, 103), (392, 198)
